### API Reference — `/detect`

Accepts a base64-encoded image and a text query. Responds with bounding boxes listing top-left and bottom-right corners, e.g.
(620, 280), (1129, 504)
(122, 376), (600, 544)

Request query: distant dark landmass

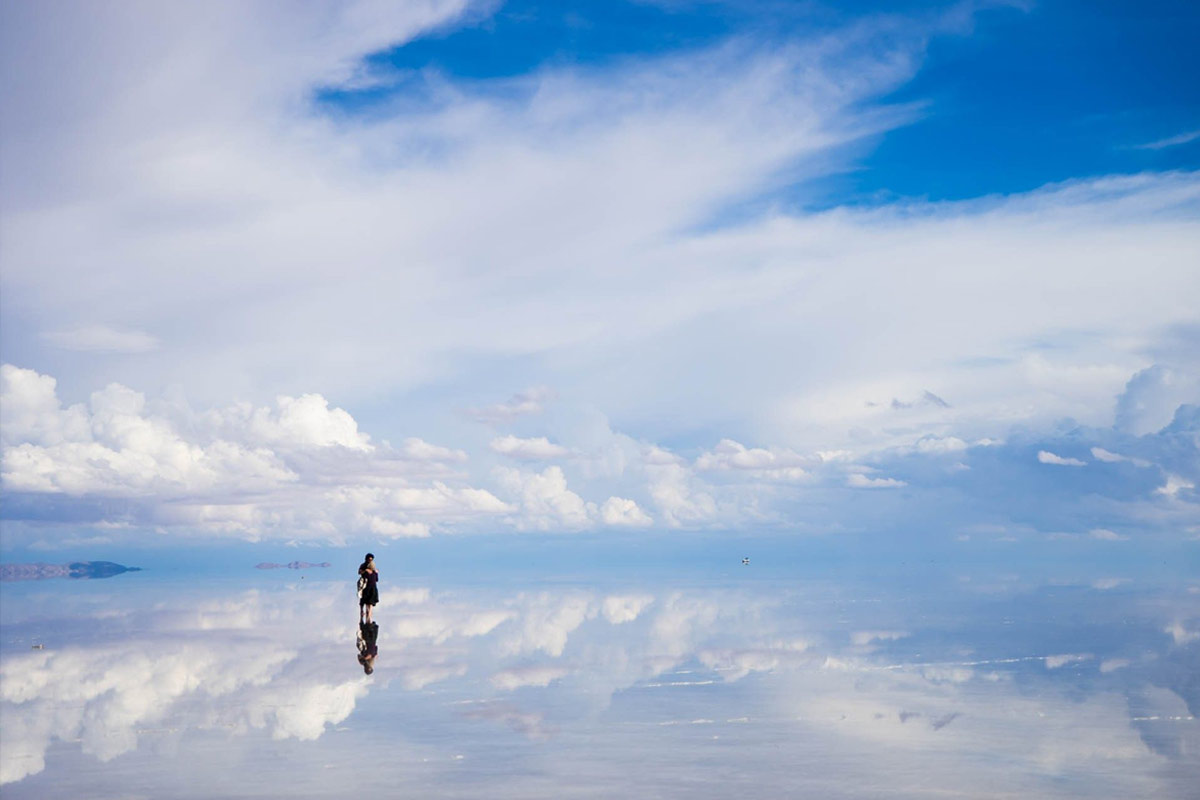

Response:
(255, 561), (332, 570)
(0, 561), (143, 581)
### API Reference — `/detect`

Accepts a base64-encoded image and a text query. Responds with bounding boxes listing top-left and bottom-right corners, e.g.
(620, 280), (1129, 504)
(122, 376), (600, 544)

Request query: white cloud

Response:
(41, 324), (159, 353)
(643, 446), (683, 466)
(1091, 578), (1129, 590)
(600, 496), (653, 527)
(0, 365), (509, 541)
(1090, 447), (1154, 468)
(1037, 450), (1086, 467)
(494, 465), (595, 530)
(398, 438), (468, 462)
(1155, 474), (1195, 498)
(0, 364), (93, 447)
(490, 435), (571, 460)
(647, 463), (720, 526)
(464, 387), (555, 423)
(1164, 622), (1198, 645)
(1089, 528), (1128, 541)
(214, 393), (373, 451)
(846, 474), (906, 488)
(602, 594), (654, 624)
(915, 436), (968, 454)
(1, 1), (1198, 546)
(1044, 653), (1092, 669)
(1114, 365), (1200, 436)
(1133, 128), (1200, 150)
(1089, 447), (1123, 463)
(694, 439), (811, 480)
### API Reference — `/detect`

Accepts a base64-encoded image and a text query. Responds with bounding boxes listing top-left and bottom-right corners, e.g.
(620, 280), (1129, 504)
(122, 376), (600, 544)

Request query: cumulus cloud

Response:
(1037, 450), (1087, 467)
(600, 496), (653, 527)
(694, 439), (811, 480)
(1, 365), (507, 541)
(494, 465), (595, 530)
(1115, 366), (1200, 436)
(602, 594), (655, 624)
(490, 435), (571, 460)
(647, 463), (720, 526)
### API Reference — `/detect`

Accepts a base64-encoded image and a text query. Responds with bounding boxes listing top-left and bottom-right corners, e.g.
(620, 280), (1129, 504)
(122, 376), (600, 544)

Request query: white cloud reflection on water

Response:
(0, 569), (1197, 797)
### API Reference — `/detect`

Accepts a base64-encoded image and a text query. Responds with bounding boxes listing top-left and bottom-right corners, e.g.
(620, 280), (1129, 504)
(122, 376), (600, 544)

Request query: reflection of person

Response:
(358, 553), (379, 624)
(356, 621), (378, 675)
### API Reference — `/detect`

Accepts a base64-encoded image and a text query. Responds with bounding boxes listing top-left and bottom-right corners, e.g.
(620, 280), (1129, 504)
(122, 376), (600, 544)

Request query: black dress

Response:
(360, 569), (379, 606)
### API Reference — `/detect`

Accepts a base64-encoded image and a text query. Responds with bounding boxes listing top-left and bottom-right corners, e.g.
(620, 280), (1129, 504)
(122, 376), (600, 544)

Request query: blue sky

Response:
(0, 0), (1197, 553)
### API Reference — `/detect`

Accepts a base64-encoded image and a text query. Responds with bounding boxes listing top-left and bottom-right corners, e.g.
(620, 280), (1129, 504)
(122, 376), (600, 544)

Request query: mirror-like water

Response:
(1, 555), (1197, 798)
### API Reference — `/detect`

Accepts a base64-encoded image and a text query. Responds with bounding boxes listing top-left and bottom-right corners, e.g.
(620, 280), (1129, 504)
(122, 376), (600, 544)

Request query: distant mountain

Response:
(255, 561), (332, 570)
(0, 561), (143, 581)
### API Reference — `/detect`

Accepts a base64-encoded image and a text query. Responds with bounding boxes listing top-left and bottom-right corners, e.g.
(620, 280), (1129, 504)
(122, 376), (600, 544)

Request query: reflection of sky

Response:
(1, 559), (1197, 798)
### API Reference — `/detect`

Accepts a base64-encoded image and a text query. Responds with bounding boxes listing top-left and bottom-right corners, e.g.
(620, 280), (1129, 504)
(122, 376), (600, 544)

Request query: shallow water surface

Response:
(1, 553), (1197, 798)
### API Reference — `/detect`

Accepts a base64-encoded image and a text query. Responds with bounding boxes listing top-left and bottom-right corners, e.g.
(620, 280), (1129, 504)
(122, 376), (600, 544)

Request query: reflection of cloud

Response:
(500, 593), (596, 657)
(851, 630), (908, 646)
(400, 663), (468, 691)
(780, 666), (1163, 795)
(2, 573), (1194, 795)
(698, 648), (785, 681)
(602, 594), (654, 624)
(491, 665), (571, 691)
(458, 701), (551, 740)
(0, 638), (363, 784)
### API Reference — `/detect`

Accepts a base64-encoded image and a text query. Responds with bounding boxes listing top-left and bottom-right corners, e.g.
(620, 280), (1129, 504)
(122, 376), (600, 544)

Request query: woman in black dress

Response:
(358, 553), (379, 624)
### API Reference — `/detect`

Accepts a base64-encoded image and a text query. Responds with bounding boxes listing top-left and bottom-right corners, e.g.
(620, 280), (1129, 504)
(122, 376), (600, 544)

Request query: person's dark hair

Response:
(359, 553), (375, 573)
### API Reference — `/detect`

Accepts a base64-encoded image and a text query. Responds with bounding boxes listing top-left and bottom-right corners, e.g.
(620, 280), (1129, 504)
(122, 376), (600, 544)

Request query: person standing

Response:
(358, 553), (379, 624)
